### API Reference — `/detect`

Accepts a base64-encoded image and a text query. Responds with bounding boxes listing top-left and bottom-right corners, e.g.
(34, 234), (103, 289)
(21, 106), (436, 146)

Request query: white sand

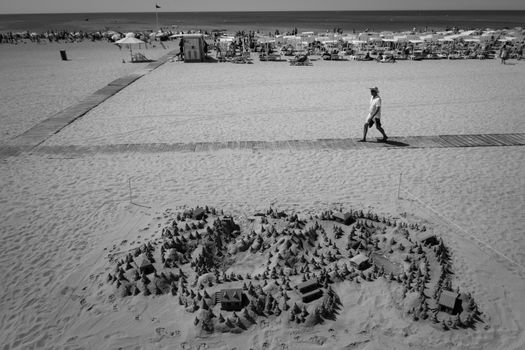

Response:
(0, 41), (171, 142)
(0, 42), (524, 350)
(38, 55), (525, 145)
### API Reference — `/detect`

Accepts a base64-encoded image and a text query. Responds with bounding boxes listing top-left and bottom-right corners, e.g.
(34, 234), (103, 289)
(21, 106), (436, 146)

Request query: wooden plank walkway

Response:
(1, 133), (523, 159)
(4, 50), (178, 148)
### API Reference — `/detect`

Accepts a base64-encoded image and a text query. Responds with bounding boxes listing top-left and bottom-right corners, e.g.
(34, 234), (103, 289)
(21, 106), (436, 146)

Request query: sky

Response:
(1, 0), (525, 14)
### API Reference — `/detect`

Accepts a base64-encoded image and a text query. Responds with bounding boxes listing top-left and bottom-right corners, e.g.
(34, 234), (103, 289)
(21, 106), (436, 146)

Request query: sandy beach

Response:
(0, 41), (524, 350)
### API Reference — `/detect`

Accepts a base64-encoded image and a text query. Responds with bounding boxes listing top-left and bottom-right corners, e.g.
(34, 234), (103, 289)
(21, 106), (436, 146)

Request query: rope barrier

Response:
(402, 188), (525, 275)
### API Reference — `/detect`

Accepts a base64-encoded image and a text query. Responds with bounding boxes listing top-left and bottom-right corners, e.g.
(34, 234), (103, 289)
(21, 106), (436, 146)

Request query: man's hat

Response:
(369, 86), (379, 93)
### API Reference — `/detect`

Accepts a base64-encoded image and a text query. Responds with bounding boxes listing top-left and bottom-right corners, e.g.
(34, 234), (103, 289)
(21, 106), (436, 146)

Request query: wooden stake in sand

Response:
(397, 172), (403, 199)
(128, 177), (133, 203)
(127, 177), (152, 208)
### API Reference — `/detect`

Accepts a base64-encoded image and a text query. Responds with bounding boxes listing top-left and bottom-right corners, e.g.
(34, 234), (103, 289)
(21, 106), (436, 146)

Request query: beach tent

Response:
(115, 36), (146, 61)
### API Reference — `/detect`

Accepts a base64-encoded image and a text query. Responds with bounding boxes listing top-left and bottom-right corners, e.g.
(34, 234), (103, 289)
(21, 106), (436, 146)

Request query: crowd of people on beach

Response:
(0, 30), (111, 44)
(1, 26), (523, 63)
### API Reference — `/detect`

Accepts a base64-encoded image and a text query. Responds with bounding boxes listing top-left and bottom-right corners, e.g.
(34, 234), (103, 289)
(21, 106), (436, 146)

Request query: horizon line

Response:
(2, 9), (525, 15)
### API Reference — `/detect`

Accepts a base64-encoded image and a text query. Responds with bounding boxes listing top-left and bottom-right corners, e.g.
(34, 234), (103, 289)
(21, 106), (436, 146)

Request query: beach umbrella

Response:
(115, 36), (146, 61)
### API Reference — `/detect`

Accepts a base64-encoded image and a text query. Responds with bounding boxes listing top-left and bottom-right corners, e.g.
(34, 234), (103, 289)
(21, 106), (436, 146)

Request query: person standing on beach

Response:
(500, 44), (509, 64)
(360, 87), (388, 142)
(179, 37), (185, 59)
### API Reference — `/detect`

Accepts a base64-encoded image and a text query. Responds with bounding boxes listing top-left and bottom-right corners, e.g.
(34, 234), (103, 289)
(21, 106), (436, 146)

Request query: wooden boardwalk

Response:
(1, 133), (523, 159)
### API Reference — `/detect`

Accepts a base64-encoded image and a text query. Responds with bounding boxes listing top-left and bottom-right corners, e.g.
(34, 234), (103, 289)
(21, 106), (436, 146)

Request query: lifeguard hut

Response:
(183, 34), (206, 62)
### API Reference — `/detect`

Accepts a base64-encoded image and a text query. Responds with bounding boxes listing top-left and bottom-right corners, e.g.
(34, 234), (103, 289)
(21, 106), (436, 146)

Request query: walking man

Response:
(360, 86), (388, 142)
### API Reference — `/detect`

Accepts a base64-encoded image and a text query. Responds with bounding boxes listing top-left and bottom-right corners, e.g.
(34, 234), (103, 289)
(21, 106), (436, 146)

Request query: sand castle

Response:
(104, 205), (483, 337)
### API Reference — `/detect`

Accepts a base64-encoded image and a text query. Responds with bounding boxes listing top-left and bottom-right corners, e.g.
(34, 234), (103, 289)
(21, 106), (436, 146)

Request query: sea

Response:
(0, 11), (524, 34)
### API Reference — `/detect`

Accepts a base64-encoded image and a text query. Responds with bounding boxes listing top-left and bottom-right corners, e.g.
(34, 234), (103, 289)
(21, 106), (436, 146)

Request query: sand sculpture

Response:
(105, 205), (483, 335)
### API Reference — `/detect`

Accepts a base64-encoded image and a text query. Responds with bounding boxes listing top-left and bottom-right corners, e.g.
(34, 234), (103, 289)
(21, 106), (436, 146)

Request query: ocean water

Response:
(0, 11), (524, 34)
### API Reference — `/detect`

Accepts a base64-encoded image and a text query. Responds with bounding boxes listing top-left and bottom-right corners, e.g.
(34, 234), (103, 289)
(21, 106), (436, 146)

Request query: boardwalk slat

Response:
(273, 140), (286, 150)
(467, 135), (493, 146)
(481, 134), (509, 146)
(438, 135), (464, 147)
(494, 135), (517, 146)
(508, 133), (525, 144)
(489, 134), (516, 146)
(459, 135), (482, 147)
(288, 140), (298, 149)
(194, 142), (203, 152)
(474, 134), (499, 146)
(497, 135), (517, 145)
(452, 135), (473, 146)
(500, 134), (524, 144)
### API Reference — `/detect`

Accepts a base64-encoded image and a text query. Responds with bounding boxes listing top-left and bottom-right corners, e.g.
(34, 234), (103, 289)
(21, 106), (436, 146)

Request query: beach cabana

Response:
(170, 33), (208, 62)
(115, 35), (146, 62)
(183, 34), (206, 62)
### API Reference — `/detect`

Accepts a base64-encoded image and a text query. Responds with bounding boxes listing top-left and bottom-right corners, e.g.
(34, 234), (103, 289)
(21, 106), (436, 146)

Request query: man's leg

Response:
(376, 119), (388, 140)
(361, 123), (369, 142)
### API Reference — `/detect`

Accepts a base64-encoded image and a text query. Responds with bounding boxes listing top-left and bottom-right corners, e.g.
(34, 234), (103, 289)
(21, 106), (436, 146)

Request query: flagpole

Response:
(155, 7), (159, 32)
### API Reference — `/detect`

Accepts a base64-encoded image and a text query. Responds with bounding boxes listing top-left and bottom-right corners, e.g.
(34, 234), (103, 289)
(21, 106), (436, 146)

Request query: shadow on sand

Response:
(378, 139), (410, 147)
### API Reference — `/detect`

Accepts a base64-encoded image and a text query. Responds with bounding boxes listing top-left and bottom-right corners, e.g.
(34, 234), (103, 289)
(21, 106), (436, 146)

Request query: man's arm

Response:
(372, 106), (380, 118)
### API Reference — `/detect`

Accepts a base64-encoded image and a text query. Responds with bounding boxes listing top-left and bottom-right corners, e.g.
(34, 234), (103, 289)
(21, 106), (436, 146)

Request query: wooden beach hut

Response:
(183, 34), (206, 62)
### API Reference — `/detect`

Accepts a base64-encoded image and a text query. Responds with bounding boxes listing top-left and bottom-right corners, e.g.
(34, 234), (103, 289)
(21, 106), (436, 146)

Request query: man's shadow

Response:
(378, 139), (410, 147)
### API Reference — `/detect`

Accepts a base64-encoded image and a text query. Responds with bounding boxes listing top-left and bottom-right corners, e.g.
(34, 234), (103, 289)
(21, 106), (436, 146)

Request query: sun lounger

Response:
(131, 52), (153, 63)
(289, 55), (312, 66)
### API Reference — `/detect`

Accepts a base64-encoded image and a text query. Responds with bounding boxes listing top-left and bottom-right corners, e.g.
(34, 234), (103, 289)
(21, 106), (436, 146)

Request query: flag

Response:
(155, 4), (161, 8)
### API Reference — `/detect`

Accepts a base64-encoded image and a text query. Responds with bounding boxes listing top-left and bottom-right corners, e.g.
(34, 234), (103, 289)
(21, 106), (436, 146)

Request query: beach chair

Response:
(259, 53), (286, 62)
(131, 52), (152, 63)
(289, 54), (312, 66)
